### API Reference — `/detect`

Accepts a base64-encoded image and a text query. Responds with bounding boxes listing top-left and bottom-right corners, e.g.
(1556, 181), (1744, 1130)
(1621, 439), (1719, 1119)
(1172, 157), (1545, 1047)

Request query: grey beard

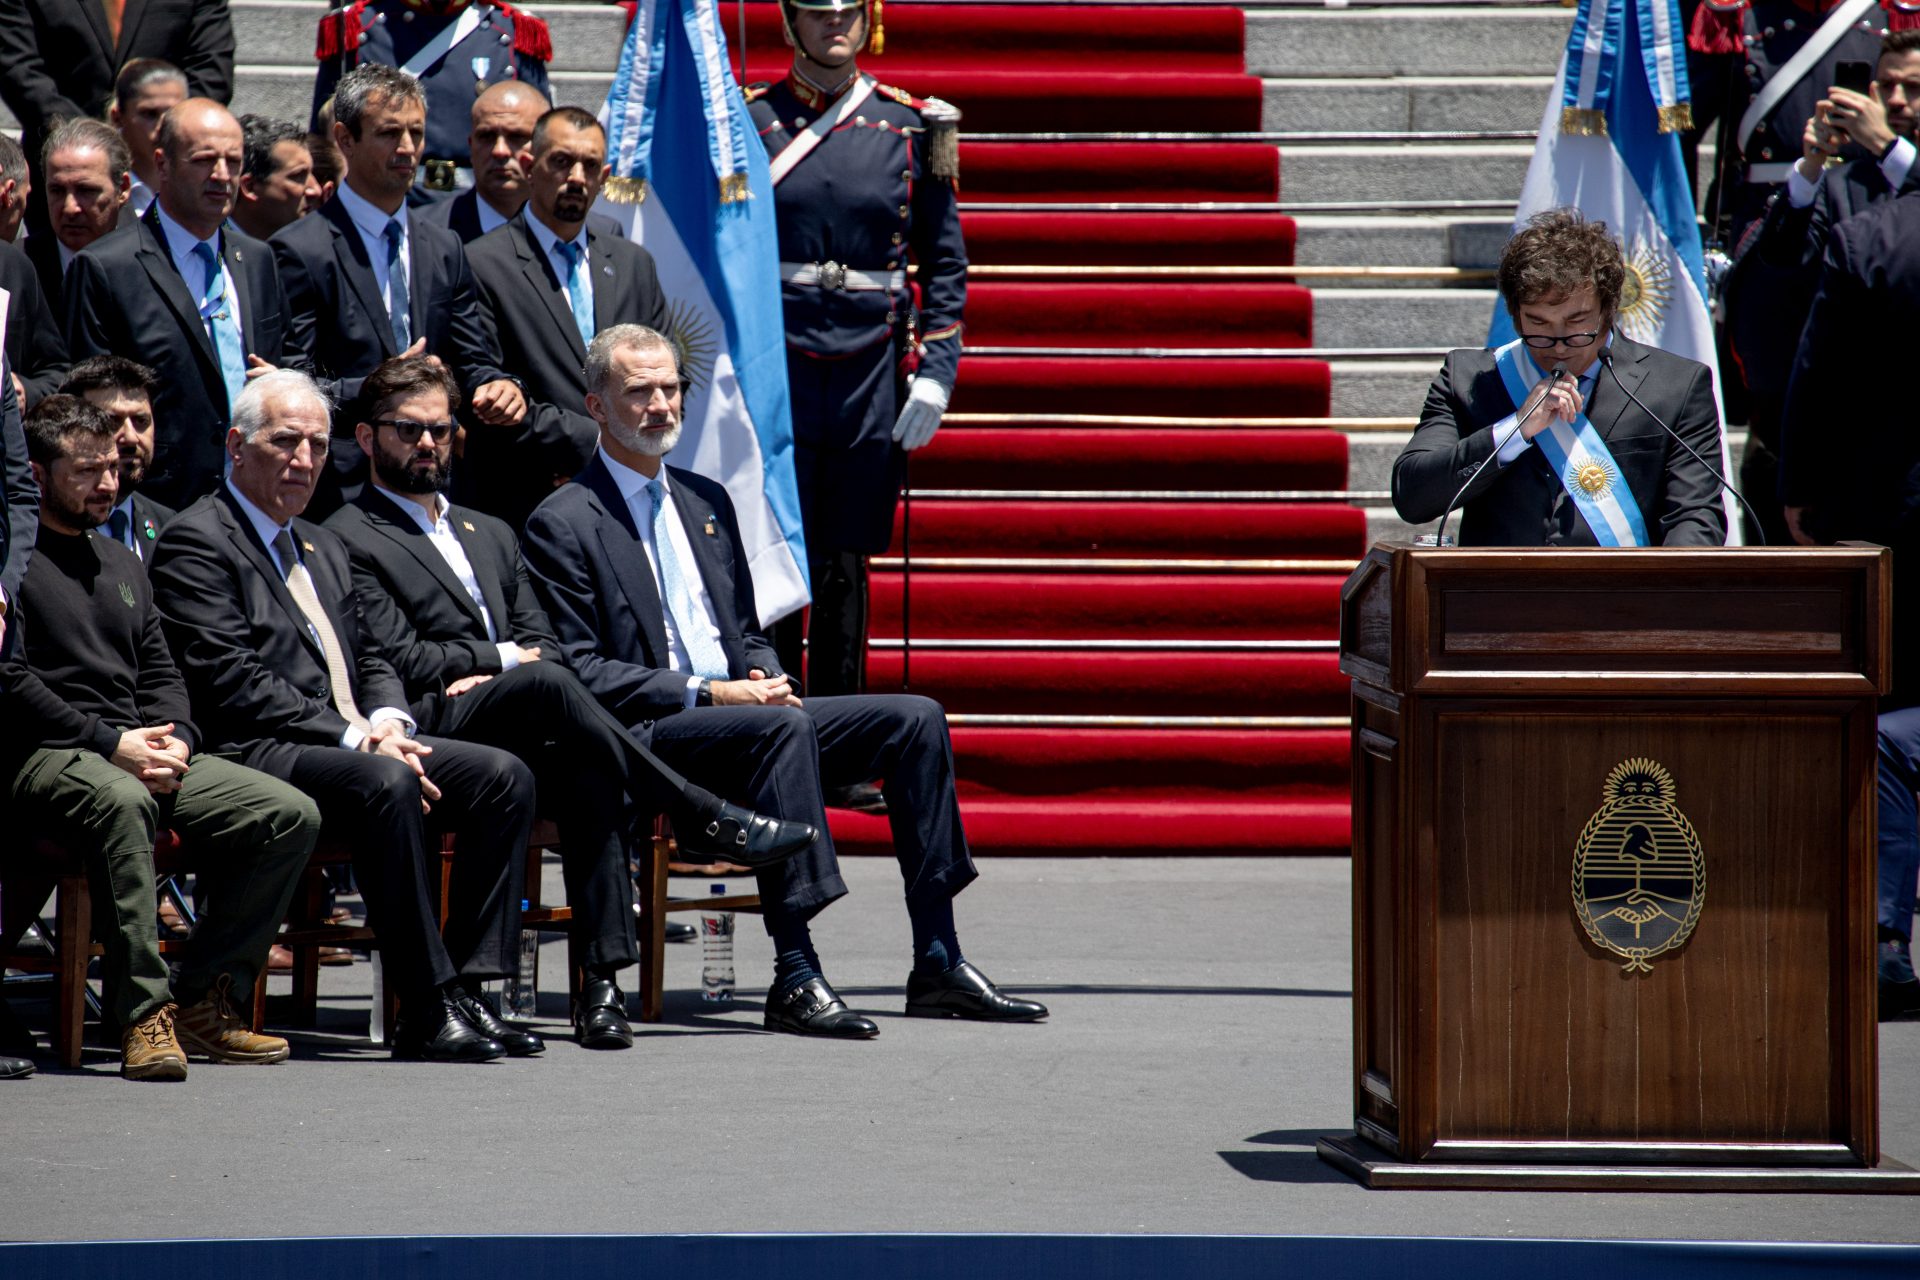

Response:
(610, 418), (682, 458)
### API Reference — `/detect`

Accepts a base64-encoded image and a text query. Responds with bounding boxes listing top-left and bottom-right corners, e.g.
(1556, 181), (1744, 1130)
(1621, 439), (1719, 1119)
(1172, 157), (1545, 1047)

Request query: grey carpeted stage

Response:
(3, 856), (1916, 1243)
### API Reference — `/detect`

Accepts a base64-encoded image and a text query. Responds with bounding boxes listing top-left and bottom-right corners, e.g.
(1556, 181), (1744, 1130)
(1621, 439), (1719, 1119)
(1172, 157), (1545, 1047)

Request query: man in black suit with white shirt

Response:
(149, 368), (540, 1063)
(65, 100), (303, 511)
(464, 108), (669, 529)
(325, 356), (816, 1048)
(269, 63), (525, 517)
(523, 325), (1047, 1040)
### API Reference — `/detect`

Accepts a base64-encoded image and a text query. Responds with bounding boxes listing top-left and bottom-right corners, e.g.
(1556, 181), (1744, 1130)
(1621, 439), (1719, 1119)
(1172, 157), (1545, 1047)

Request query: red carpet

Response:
(870, 572), (1347, 641)
(911, 427), (1346, 490)
(959, 143), (1279, 203)
(891, 500), (1365, 558)
(951, 357), (1331, 419)
(962, 212), (1298, 267)
(965, 283), (1312, 349)
(866, 650), (1346, 716)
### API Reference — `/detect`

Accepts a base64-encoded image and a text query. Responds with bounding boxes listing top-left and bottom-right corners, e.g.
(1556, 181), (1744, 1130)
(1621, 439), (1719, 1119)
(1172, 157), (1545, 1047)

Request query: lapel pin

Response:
(603, 265), (613, 277)
(142, 520), (157, 540)
(461, 520), (477, 531)
(302, 540), (316, 553)
(704, 519), (717, 536)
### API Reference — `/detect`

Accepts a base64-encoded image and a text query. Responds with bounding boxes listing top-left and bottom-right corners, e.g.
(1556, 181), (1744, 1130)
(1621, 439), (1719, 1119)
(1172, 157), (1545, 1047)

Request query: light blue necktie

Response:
(384, 218), (411, 349)
(557, 239), (594, 348)
(647, 478), (730, 680)
(192, 241), (247, 411)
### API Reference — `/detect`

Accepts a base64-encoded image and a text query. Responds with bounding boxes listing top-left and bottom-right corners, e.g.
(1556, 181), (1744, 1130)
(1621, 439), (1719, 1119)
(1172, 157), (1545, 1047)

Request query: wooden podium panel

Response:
(1323, 543), (1920, 1191)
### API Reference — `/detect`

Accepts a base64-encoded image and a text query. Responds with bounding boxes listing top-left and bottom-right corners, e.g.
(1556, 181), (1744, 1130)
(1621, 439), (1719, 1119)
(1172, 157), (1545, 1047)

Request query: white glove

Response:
(891, 377), (948, 451)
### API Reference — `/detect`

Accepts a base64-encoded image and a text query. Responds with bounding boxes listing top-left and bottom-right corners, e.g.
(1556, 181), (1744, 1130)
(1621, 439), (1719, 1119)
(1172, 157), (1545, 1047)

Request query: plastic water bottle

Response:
(506, 899), (538, 1017)
(701, 884), (735, 1004)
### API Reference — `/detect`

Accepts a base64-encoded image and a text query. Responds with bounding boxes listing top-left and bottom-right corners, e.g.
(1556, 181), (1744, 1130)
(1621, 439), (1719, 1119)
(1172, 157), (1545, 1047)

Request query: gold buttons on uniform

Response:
(794, 118), (808, 128)
(891, 232), (903, 244)
(898, 204), (909, 216)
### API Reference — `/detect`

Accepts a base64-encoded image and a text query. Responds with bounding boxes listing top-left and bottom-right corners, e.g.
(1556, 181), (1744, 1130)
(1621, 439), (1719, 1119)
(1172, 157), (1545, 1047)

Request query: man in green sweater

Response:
(0, 396), (321, 1080)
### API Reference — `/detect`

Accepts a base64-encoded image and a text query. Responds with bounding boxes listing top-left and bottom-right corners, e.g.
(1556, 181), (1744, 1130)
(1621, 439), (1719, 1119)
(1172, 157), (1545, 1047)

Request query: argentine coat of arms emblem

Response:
(1571, 758), (1705, 973)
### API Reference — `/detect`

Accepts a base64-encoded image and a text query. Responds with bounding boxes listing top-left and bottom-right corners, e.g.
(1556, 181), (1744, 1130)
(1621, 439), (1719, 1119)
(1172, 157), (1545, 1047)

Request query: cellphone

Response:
(1835, 60), (1874, 94)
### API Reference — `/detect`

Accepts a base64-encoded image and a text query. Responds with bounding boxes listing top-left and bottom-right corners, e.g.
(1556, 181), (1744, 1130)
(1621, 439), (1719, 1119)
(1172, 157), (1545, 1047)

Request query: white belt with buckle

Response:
(780, 261), (905, 292)
(416, 160), (474, 192)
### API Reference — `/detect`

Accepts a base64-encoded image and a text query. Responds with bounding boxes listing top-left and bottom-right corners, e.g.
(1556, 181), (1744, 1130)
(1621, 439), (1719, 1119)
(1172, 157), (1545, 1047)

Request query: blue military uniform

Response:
(311, 0), (552, 193)
(747, 73), (966, 558)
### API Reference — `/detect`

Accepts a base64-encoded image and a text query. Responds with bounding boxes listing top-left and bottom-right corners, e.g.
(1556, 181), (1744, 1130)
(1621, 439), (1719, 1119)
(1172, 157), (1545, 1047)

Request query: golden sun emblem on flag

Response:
(1614, 237), (1673, 341)
(1566, 453), (1615, 497)
(663, 297), (720, 400)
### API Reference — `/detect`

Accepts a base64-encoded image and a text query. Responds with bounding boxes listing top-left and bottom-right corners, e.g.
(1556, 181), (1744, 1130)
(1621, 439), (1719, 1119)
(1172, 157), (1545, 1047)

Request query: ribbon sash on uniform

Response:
(769, 75), (877, 187)
(1491, 339), (1650, 547)
(400, 4), (486, 77)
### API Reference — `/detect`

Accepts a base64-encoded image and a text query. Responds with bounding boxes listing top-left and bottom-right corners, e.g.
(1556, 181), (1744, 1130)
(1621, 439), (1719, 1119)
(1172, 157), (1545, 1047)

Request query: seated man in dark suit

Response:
(327, 356), (815, 1049)
(0, 395), (319, 1079)
(465, 108), (666, 529)
(62, 356), (174, 560)
(417, 81), (547, 246)
(524, 324), (1047, 1039)
(270, 63), (525, 518)
(149, 369), (539, 1063)
(1391, 209), (1727, 548)
(65, 100), (305, 511)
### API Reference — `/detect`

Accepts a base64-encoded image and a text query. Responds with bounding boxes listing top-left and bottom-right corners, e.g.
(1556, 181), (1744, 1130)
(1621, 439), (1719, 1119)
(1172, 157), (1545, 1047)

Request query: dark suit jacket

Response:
(64, 206), (299, 509)
(22, 231), (66, 339)
(0, 0), (234, 158)
(0, 364), (39, 625)
(1391, 336), (1728, 547)
(1780, 190), (1920, 540)
(270, 194), (511, 417)
(116, 491), (178, 562)
(420, 190), (625, 248)
(463, 212), (668, 527)
(325, 485), (561, 728)
(148, 485), (410, 772)
(0, 238), (68, 406)
(522, 454), (785, 725)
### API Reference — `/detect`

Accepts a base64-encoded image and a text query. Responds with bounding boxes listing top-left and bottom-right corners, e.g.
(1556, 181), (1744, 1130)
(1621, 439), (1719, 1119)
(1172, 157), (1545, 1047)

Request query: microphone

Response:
(1596, 350), (1763, 546)
(1431, 364), (1568, 548)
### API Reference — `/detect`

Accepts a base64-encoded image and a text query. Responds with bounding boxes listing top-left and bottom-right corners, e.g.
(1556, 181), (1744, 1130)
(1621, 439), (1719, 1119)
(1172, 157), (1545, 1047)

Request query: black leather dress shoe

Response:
(667, 919), (697, 943)
(0, 1054), (33, 1079)
(452, 988), (545, 1057)
(764, 976), (879, 1038)
(906, 961), (1049, 1022)
(574, 977), (633, 1050)
(826, 782), (888, 814)
(391, 995), (507, 1062)
(678, 803), (817, 868)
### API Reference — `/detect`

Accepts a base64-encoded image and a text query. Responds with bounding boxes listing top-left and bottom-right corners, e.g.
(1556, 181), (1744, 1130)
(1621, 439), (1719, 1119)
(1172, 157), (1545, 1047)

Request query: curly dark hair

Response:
(1497, 208), (1626, 323)
(361, 355), (463, 422)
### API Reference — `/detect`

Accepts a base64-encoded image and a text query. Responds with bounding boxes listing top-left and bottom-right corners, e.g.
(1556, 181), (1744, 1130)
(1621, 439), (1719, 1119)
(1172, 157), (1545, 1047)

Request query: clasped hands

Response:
(112, 724), (192, 796)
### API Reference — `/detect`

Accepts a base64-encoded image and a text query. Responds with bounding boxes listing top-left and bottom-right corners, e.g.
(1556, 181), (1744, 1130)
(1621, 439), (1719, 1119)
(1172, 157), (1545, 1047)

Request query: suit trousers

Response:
(425, 661), (649, 971)
(1878, 707), (1920, 942)
(639, 694), (977, 923)
(255, 736), (536, 994)
(1, 751), (319, 1030)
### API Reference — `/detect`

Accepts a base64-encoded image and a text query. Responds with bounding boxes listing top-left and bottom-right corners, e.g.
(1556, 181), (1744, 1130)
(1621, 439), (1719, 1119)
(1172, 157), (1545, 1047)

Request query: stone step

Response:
(1247, 6), (1571, 79)
(1329, 360), (1438, 419)
(1293, 215), (1515, 268)
(1262, 76), (1550, 134)
(1281, 143), (1532, 206)
(1313, 286), (1495, 349)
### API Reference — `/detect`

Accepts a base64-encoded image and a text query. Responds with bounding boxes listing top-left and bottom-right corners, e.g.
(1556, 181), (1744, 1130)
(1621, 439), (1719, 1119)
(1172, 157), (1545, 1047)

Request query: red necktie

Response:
(102, 0), (124, 45)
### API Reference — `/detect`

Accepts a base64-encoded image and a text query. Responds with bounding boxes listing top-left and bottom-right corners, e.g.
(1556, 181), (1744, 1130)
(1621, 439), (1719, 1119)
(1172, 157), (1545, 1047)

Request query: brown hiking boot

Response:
(122, 1003), (188, 1081)
(176, 976), (289, 1065)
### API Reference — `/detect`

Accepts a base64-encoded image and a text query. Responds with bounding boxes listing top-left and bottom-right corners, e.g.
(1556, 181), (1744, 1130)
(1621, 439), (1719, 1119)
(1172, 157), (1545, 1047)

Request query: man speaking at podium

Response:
(1391, 210), (1728, 547)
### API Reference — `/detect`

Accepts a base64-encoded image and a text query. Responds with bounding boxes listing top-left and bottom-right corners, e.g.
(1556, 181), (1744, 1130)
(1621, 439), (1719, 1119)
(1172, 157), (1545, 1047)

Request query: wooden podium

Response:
(1317, 542), (1920, 1191)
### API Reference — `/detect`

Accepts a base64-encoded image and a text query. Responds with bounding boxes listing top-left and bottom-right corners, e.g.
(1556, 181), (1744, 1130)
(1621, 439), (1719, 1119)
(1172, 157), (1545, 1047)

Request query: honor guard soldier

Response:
(311, 0), (553, 198)
(748, 0), (966, 800)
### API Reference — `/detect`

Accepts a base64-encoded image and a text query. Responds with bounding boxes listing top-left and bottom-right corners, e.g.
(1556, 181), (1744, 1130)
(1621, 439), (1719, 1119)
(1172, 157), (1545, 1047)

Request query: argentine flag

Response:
(1490, 0), (1740, 541)
(597, 0), (810, 623)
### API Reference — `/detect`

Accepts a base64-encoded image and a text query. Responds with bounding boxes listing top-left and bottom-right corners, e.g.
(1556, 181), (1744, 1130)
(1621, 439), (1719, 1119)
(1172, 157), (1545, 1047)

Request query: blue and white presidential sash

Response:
(1491, 338), (1650, 547)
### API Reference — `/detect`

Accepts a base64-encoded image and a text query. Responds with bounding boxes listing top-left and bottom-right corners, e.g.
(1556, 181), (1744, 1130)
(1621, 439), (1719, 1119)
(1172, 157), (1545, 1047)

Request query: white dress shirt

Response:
(375, 483), (521, 671)
(1786, 136), (1918, 208)
(127, 178), (156, 220)
(226, 480), (414, 747)
(336, 178), (413, 321)
(154, 204), (245, 335)
(474, 195), (512, 237)
(600, 450), (726, 707)
(524, 211), (592, 315)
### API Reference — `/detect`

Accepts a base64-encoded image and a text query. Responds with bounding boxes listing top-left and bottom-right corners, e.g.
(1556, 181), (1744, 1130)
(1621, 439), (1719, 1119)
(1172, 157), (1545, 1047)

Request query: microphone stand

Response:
(1432, 370), (1566, 548)
(1597, 350), (1764, 546)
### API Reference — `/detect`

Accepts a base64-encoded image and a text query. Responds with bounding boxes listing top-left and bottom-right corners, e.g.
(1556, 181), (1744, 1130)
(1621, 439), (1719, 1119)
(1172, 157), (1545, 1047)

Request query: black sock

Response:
(769, 913), (821, 995)
(909, 897), (963, 976)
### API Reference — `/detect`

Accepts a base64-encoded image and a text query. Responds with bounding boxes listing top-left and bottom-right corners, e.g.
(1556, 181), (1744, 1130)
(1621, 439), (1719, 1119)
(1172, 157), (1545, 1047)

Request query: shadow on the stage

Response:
(1217, 1146), (1352, 1184)
(830, 983), (1350, 999)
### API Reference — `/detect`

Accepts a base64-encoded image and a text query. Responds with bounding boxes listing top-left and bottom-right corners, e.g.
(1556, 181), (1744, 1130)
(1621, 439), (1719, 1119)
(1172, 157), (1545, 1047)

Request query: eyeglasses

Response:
(373, 417), (459, 443)
(261, 431), (332, 458)
(1518, 329), (1605, 349)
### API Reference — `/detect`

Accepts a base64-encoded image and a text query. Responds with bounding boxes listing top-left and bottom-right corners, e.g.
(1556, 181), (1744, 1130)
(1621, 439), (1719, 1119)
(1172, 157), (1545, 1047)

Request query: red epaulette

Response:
(315, 0), (370, 61)
(493, 1), (553, 62)
(743, 82), (772, 104)
(872, 82), (929, 112)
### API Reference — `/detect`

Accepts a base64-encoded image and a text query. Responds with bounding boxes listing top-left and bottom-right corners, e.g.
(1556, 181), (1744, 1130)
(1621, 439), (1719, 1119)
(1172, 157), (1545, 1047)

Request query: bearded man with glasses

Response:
(1391, 208), (1728, 548)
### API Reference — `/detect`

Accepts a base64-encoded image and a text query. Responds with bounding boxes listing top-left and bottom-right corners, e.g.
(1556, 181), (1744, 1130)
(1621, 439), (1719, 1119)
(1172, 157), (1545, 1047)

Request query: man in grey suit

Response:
(1392, 209), (1727, 548)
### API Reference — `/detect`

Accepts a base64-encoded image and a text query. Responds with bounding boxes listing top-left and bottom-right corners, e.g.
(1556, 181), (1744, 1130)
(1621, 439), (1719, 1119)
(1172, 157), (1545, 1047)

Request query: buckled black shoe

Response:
(678, 803), (817, 868)
(451, 988), (545, 1057)
(574, 977), (633, 1050)
(391, 995), (507, 1062)
(906, 961), (1049, 1022)
(764, 977), (879, 1039)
